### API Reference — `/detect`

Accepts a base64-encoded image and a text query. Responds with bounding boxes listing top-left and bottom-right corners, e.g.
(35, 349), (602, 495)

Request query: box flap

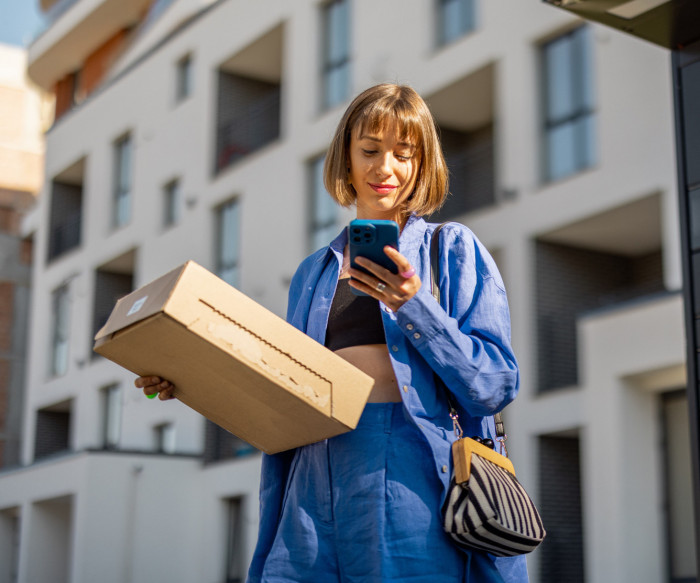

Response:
(94, 262), (189, 341)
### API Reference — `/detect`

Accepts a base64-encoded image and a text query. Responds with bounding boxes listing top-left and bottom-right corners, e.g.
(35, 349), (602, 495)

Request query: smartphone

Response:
(348, 219), (399, 295)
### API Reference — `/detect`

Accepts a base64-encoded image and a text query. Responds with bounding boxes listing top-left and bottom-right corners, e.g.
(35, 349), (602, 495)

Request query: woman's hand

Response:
(348, 245), (421, 312)
(134, 376), (175, 400)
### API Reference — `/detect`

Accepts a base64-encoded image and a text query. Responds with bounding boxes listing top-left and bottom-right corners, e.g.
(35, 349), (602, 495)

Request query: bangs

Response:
(350, 99), (423, 149)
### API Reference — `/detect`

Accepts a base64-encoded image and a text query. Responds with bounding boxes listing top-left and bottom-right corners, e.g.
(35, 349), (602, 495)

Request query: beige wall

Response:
(0, 43), (52, 195)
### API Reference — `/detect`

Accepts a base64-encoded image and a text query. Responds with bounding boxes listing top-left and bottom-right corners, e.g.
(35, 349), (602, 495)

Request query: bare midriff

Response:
(333, 344), (403, 402)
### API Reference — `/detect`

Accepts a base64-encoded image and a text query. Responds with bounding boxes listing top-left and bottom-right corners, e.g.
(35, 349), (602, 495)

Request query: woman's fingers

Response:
(349, 247), (421, 311)
(134, 376), (175, 400)
(382, 246), (416, 280)
(158, 384), (175, 400)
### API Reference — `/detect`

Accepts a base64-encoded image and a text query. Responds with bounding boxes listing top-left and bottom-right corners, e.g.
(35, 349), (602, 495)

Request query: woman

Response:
(137, 84), (527, 582)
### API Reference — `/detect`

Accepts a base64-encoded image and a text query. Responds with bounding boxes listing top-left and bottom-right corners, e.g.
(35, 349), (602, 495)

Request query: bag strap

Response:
(429, 223), (507, 448)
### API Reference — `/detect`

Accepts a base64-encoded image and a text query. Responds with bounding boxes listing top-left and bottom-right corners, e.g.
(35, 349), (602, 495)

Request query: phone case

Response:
(348, 219), (399, 296)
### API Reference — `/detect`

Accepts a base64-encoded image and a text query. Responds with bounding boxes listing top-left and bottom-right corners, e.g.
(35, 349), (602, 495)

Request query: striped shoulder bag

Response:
(430, 222), (546, 557)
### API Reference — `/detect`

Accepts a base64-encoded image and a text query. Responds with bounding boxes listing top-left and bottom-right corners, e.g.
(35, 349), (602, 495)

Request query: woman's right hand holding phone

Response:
(134, 376), (175, 400)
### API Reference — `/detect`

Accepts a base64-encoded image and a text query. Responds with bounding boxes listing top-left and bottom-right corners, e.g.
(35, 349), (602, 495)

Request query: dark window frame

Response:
(540, 26), (596, 183)
(163, 178), (181, 228)
(215, 198), (241, 288)
(308, 153), (338, 252)
(175, 53), (193, 103)
(321, 0), (351, 110)
(112, 132), (133, 228)
(435, 0), (476, 47)
(49, 284), (70, 378)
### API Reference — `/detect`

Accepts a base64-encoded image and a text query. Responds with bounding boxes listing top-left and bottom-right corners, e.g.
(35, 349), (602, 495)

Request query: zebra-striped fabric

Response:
(443, 449), (546, 556)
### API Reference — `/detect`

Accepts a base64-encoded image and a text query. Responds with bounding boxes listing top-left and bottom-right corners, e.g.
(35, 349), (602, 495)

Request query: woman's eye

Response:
(362, 149), (377, 156)
(396, 154), (411, 161)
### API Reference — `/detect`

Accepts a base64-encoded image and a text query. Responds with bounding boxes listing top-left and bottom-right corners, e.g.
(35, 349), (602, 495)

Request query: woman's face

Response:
(347, 120), (420, 223)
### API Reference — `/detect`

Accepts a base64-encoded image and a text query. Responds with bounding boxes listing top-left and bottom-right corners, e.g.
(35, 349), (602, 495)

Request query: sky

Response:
(0, 0), (46, 48)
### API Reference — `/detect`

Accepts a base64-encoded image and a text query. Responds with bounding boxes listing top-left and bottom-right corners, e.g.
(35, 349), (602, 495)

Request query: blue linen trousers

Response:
(259, 403), (505, 583)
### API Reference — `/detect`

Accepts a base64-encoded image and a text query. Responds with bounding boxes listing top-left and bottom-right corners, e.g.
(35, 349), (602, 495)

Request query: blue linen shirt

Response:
(247, 214), (526, 582)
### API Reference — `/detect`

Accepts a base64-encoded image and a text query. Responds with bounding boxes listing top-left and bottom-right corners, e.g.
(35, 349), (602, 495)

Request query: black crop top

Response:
(324, 279), (386, 351)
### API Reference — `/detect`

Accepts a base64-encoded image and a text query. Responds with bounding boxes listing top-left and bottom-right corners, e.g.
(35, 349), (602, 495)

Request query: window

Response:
(55, 69), (82, 119)
(541, 26), (596, 182)
(113, 133), (133, 228)
(321, 0), (351, 109)
(0, 507), (21, 583)
(215, 199), (241, 287)
(50, 284), (70, 377)
(101, 384), (122, 449)
(163, 178), (181, 228)
(661, 391), (698, 582)
(436, 0), (475, 46)
(309, 154), (338, 251)
(538, 434), (584, 582)
(47, 158), (85, 262)
(154, 423), (176, 454)
(224, 497), (246, 583)
(175, 53), (193, 102)
(34, 400), (72, 459)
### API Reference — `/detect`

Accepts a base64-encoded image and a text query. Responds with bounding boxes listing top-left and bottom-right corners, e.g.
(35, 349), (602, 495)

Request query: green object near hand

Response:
(147, 392), (158, 399)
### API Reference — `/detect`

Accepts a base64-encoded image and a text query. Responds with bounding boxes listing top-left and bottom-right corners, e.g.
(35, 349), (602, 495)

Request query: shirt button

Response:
(441, 465), (448, 473)
(391, 345), (399, 352)
(402, 385), (409, 393)
(406, 323), (414, 330)
(413, 332), (421, 340)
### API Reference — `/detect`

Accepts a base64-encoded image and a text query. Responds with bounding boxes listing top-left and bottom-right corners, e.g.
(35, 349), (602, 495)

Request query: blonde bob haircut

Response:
(324, 84), (449, 217)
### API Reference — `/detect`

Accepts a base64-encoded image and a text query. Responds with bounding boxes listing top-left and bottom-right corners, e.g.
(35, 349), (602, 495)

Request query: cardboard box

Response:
(94, 261), (374, 454)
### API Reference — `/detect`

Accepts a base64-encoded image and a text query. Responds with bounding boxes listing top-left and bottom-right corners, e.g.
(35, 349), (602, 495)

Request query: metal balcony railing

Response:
(215, 89), (281, 173)
(48, 213), (81, 261)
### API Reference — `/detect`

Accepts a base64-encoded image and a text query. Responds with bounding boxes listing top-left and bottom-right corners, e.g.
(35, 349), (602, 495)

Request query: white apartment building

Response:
(0, 0), (693, 582)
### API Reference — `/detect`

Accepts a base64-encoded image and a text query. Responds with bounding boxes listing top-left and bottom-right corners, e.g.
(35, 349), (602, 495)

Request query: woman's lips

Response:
(369, 183), (397, 194)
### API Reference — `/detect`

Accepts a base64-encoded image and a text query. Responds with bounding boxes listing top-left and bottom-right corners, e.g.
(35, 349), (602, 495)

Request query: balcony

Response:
(47, 157), (85, 263)
(535, 193), (666, 392)
(214, 24), (283, 174)
(28, 0), (153, 90)
(426, 64), (497, 221)
(215, 78), (281, 173)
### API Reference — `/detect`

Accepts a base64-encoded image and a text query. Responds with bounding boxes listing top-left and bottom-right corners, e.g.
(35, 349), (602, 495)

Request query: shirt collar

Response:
(328, 224), (348, 260)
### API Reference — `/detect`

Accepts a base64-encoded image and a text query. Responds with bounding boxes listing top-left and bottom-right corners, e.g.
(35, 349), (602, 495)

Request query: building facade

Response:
(0, 0), (693, 582)
(0, 43), (51, 470)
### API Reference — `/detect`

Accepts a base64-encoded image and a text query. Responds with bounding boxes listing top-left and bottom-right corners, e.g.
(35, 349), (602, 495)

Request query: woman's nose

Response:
(376, 152), (392, 176)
